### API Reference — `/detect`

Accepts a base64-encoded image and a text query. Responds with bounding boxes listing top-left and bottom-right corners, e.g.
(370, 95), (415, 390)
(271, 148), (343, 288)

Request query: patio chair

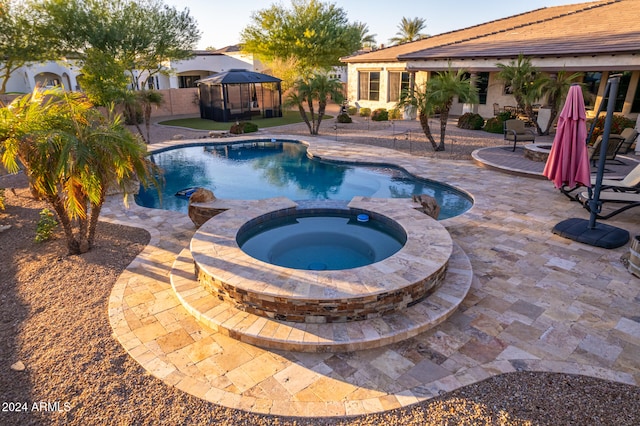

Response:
(577, 190), (640, 220)
(504, 119), (536, 151)
(588, 134), (626, 165)
(561, 162), (640, 200)
(613, 127), (638, 155)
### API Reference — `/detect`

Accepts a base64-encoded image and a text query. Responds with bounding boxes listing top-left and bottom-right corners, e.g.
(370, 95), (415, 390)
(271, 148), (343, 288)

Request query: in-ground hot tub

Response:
(236, 209), (407, 271)
(191, 199), (454, 323)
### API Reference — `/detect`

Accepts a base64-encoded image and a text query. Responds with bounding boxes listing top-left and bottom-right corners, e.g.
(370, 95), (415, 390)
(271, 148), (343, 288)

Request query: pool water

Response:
(135, 141), (472, 219)
(237, 210), (406, 270)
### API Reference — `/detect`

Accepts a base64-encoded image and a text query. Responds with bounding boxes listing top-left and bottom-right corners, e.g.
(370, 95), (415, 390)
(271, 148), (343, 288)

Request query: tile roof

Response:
(342, 0), (639, 63)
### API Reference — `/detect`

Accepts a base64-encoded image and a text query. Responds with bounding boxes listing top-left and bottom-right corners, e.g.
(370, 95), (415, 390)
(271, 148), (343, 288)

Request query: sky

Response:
(165, 0), (594, 50)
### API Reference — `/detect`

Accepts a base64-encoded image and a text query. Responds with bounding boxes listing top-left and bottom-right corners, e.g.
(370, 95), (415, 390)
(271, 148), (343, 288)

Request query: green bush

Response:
(358, 107), (371, 117)
(336, 113), (352, 123)
(483, 117), (505, 134)
(587, 114), (636, 144)
(35, 208), (57, 242)
(229, 121), (259, 134)
(388, 108), (402, 120)
(347, 106), (357, 115)
(497, 111), (515, 121)
(457, 113), (485, 130)
(371, 108), (388, 121)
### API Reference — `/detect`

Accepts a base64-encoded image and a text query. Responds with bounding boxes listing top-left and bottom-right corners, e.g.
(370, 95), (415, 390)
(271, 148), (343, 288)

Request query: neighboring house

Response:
(157, 46), (265, 90)
(3, 58), (82, 93)
(2, 45), (265, 94)
(341, 0), (640, 120)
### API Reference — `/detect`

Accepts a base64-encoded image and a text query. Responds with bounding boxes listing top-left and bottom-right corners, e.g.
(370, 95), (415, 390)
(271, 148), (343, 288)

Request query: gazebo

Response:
(197, 69), (283, 122)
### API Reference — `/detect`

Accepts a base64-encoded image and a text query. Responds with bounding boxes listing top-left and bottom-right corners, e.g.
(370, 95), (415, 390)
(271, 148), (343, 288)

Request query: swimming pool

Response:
(135, 140), (472, 219)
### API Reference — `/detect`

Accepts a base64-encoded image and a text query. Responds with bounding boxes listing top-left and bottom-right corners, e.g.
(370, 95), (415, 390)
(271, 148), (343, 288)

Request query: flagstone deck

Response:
(103, 134), (640, 418)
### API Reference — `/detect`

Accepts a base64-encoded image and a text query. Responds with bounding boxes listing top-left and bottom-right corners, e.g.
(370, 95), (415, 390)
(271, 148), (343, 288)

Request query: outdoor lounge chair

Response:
(504, 119), (536, 151)
(613, 127), (639, 155)
(588, 134), (626, 165)
(577, 190), (640, 220)
(561, 162), (640, 200)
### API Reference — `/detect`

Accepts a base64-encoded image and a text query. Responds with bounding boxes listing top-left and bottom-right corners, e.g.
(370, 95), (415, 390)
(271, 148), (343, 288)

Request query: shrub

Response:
(497, 111), (515, 121)
(358, 107), (371, 117)
(0, 188), (4, 210)
(457, 113), (485, 130)
(35, 208), (57, 242)
(347, 106), (357, 115)
(388, 108), (402, 120)
(587, 114), (636, 144)
(229, 121), (259, 134)
(371, 108), (388, 121)
(483, 117), (505, 134)
(336, 113), (352, 123)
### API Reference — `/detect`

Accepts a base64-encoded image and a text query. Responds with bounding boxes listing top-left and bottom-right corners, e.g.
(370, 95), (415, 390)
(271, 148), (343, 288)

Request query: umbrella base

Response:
(552, 218), (629, 249)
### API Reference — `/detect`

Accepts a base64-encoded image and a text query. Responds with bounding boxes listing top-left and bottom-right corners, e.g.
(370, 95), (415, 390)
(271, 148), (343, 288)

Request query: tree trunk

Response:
(49, 195), (81, 255)
(418, 112), (438, 150)
(437, 109), (449, 151)
(144, 104), (152, 144)
(314, 101), (327, 135)
(525, 104), (543, 135)
(297, 104), (312, 134)
(87, 193), (105, 250)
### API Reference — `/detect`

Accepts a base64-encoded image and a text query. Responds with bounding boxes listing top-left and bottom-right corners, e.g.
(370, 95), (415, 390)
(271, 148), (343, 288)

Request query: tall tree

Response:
(42, 0), (200, 100)
(353, 22), (377, 49)
(241, 0), (361, 74)
(389, 17), (428, 45)
(496, 54), (545, 134)
(538, 70), (584, 135)
(0, 88), (158, 254)
(428, 67), (478, 151)
(397, 66), (478, 152)
(286, 72), (344, 135)
(0, 0), (57, 95)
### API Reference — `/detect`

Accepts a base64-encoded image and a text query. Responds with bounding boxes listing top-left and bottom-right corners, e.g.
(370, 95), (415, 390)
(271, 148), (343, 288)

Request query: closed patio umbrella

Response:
(542, 84), (591, 189)
(551, 76), (629, 249)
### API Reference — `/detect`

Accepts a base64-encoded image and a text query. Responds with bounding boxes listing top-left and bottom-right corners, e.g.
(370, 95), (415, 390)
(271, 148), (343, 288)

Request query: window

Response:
(632, 75), (640, 113)
(602, 71), (631, 112)
(459, 72), (489, 104)
(358, 71), (380, 101)
(179, 75), (201, 88)
(476, 72), (489, 105)
(583, 71), (602, 110)
(388, 71), (410, 102)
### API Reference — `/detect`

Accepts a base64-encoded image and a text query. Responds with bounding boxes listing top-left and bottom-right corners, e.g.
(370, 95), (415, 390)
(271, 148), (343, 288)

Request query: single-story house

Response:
(341, 0), (640, 121)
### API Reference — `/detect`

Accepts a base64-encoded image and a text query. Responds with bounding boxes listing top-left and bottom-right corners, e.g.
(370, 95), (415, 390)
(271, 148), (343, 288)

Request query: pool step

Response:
(170, 243), (473, 353)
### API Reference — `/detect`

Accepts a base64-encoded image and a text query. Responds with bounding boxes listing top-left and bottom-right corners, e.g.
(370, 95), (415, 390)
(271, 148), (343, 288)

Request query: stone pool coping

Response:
(190, 197), (452, 325)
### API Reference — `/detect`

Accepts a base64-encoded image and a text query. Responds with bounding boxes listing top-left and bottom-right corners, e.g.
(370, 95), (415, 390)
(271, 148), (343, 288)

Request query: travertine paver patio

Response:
(104, 134), (640, 417)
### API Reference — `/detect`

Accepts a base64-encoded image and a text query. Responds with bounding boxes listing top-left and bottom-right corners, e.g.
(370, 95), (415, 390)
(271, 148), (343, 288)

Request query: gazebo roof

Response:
(197, 69), (281, 85)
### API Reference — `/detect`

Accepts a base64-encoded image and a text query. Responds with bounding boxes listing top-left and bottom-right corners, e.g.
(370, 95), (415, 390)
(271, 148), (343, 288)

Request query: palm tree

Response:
(353, 21), (377, 49)
(0, 88), (158, 254)
(428, 67), (479, 151)
(496, 54), (545, 134)
(538, 70), (584, 135)
(389, 17), (428, 45)
(137, 90), (164, 143)
(287, 72), (344, 135)
(396, 84), (438, 149)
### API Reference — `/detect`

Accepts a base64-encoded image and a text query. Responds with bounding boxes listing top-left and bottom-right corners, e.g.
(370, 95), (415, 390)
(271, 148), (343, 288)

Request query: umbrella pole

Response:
(588, 76), (619, 229)
(551, 75), (629, 249)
